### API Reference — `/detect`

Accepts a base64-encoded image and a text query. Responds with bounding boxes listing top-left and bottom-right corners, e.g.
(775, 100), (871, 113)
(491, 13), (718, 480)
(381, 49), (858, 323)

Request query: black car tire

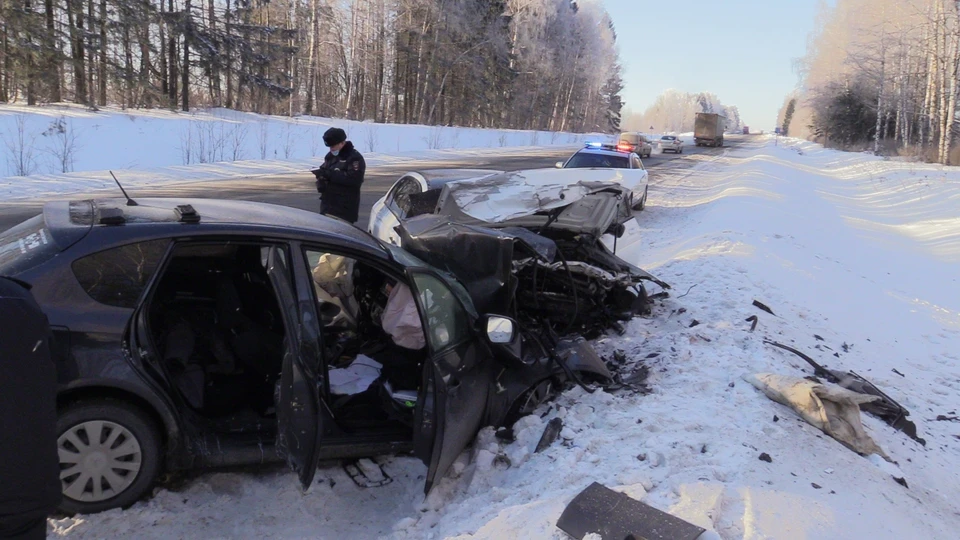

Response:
(633, 186), (648, 211)
(56, 399), (162, 515)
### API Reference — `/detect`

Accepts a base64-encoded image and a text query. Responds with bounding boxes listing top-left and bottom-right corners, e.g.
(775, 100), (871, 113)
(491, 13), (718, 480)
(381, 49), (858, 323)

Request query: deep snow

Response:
(0, 103), (593, 200)
(51, 136), (960, 539)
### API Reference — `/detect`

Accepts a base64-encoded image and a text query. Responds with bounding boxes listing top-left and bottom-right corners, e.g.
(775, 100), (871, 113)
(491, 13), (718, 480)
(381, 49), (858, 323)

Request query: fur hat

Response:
(322, 127), (347, 147)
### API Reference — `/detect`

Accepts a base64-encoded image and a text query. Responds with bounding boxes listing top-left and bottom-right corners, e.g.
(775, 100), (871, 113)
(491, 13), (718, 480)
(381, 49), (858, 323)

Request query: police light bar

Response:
(585, 141), (602, 148)
(616, 143), (632, 151)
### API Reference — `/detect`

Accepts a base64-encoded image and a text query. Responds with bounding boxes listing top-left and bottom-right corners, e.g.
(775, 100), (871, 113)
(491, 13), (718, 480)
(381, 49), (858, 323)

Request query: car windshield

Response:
(565, 153), (630, 168)
(661, 135), (676, 140)
(0, 214), (61, 275)
(619, 134), (639, 144)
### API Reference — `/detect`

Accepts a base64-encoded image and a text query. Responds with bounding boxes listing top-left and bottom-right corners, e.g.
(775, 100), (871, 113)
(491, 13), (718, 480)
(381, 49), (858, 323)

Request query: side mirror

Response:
(555, 161), (564, 169)
(479, 314), (523, 365)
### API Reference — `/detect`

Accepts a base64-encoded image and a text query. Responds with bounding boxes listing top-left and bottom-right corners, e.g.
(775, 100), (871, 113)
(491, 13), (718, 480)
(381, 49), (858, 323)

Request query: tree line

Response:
(622, 89), (742, 134)
(0, 0), (624, 132)
(783, 0), (960, 164)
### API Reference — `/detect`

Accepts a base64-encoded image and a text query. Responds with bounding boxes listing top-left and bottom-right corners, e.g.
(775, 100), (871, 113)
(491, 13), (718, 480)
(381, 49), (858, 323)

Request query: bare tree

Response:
(2, 115), (38, 176)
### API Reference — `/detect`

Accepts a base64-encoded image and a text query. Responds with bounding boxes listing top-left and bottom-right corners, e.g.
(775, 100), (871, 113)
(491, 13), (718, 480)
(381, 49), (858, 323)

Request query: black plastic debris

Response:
(745, 315), (759, 331)
(759, 453), (773, 463)
(557, 482), (706, 540)
(343, 459), (392, 488)
(752, 299), (775, 315)
(535, 418), (564, 453)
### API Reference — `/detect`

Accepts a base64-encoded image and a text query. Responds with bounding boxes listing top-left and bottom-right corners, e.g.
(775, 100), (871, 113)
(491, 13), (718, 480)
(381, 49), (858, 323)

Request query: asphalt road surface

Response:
(0, 137), (742, 232)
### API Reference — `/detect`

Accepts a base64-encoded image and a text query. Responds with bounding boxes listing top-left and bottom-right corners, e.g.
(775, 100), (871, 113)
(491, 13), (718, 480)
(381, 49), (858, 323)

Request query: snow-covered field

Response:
(0, 104), (591, 200)
(51, 136), (960, 539)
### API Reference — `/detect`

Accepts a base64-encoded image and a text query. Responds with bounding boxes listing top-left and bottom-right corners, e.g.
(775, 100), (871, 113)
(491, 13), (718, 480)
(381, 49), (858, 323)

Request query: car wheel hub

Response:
(58, 420), (142, 503)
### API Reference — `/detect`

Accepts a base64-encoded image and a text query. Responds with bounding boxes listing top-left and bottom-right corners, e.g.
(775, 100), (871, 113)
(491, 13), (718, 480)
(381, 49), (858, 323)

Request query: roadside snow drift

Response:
(52, 136), (960, 539)
(0, 104), (588, 200)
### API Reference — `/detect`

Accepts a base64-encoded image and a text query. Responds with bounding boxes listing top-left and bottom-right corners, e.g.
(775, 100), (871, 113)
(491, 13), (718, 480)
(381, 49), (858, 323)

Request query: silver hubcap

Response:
(58, 420), (142, 502)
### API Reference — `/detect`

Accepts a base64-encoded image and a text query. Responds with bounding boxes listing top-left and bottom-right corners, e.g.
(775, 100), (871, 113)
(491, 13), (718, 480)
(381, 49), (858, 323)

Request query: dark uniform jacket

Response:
(312, 141), (366, 224)
(0, 277), (61, 519)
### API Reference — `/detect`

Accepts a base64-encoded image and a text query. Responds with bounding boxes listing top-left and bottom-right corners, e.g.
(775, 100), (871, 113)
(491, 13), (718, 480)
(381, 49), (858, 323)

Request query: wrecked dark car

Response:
(392, 169), (670, 339)
(0, 198), (611, 514)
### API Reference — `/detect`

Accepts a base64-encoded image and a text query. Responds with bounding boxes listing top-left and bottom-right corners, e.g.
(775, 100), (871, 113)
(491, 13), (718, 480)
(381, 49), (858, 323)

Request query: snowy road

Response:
(0, 139), (728, 231)
(49, 134), (960, 539)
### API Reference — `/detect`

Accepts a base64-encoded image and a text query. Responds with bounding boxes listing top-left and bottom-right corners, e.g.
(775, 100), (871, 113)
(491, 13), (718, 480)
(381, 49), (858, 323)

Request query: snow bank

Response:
(0, 103), (587, 178)
(396, 135), (960, 539)
(51, 135), (960, 539)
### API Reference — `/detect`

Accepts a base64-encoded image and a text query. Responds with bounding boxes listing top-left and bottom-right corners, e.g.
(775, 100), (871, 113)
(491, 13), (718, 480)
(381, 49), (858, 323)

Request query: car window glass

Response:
(386, 177), (422, 219)
(72, 239), (170, 308)
(620, 134), (638, 144)
(411, 273), (470, 354)
(566, 154), (630, 168)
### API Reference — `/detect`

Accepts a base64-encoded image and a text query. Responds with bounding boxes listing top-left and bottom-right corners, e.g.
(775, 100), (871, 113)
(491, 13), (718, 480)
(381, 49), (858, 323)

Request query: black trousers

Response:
(0, 515), (46, 540)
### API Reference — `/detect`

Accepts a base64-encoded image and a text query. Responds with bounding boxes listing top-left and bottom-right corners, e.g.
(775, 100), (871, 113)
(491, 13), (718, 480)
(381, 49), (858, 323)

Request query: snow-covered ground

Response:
(51, 135), (960, 539)
(0, 104), (590, 200)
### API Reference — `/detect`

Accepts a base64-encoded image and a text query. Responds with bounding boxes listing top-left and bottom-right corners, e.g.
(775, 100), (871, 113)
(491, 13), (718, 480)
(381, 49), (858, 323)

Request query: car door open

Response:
(269, 245), (324, 491)
(407, 270), (492, 494)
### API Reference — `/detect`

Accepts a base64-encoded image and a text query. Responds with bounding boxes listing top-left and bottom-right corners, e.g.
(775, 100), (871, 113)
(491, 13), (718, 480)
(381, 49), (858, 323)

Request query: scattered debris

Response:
(824, 468), (834, 474)
(892, 368), (905, 377)
(752, 299), (776, 315)
(763, 340), (926, 446)
(744, 373), (888, 458)
(814, 334), (825, 341)
(745, 315), (759, 331)
(812, 483), (822, 489)
(894, 477), (909, 489)
(935, 415), (959, 422)
(557, 482), (707, 540)
(773, 415), (780, 422)
(535, 418), (564, 453)
(495, 427), (516, 443)
(645, 352), (659, 359)
(842, 342), (852, 352)
(677, 284), (698, 298)
(689, 319), (700, 328)
(343, 459), (393, 488)
(697, 334), (712, 342)
(728, 382), (735, 388)
(759, 453), (773, 463)
(637, 453), (647, 461)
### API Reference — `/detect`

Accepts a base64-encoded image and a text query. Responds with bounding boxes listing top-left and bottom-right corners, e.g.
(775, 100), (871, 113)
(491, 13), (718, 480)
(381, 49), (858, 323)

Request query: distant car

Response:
(368, 169), (503, 245)
(616, 133), (653, 158)
(556, 143), (649, 210)
(659, 135), (683, 154)
(1, 198), (610, 514)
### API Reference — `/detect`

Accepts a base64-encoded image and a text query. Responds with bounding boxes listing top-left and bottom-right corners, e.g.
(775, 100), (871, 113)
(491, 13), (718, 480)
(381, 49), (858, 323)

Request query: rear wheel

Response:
(633, 186), (648, 211)
(56, 400), (162, 515)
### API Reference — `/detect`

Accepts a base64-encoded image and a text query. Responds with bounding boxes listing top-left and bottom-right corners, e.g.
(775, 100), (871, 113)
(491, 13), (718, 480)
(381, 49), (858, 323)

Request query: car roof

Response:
(46, 197), (385, 253)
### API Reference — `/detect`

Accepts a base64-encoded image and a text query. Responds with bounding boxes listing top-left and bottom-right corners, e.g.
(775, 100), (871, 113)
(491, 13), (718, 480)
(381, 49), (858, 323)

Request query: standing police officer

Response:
(311, 128), (366, 224)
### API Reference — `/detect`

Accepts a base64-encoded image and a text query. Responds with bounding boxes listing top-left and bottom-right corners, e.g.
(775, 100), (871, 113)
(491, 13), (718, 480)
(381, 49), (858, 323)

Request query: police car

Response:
(555, 142), (650, 210)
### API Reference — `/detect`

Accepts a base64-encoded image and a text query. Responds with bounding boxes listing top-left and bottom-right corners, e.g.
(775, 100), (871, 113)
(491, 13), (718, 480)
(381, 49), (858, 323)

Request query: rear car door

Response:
(407, 270), (491, 494)
(268, 245), (324, 491)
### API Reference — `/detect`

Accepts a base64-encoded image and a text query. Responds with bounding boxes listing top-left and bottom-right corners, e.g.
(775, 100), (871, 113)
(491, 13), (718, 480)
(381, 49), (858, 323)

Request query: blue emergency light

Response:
(585, 141), (602, 148)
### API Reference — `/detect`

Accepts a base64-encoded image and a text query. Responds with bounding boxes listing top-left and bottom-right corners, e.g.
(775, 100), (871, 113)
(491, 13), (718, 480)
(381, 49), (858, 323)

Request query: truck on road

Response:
(694, 112), (725, 147)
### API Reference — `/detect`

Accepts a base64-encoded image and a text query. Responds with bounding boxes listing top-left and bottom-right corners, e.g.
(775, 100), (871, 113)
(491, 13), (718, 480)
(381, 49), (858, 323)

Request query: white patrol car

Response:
(555, 142), (649, 210)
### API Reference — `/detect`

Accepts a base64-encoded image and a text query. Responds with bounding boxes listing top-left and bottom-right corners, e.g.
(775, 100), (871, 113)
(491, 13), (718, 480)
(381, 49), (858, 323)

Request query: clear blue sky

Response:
(601, 0), (826, 129)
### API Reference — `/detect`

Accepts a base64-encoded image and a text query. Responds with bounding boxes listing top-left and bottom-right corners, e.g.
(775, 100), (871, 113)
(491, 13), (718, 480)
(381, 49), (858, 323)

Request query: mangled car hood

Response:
(398, 215), (668, 336)
(434, 169), (633, 240)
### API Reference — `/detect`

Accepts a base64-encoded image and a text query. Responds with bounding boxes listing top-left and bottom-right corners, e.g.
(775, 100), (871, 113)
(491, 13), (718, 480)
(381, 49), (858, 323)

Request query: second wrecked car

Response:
(391, 168), (670, 338)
